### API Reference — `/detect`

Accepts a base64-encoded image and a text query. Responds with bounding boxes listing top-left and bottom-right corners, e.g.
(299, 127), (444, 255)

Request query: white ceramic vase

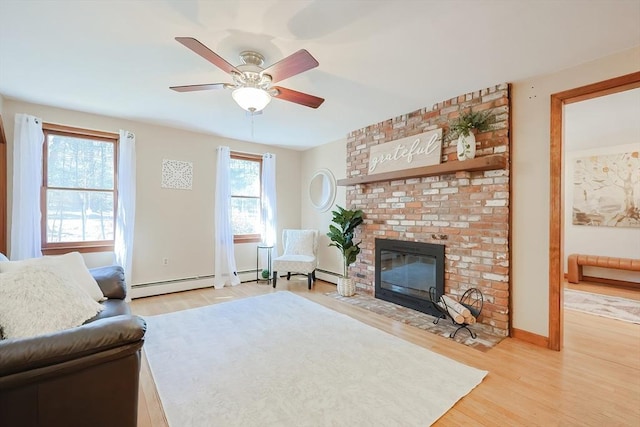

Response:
(337, 277), (356, 297)
(456, 131), (476, 161)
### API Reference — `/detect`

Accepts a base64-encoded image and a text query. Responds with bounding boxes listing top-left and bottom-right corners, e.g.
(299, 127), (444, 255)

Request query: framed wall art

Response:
(162, 159), (193, 190)
(572, 149), (639, 228)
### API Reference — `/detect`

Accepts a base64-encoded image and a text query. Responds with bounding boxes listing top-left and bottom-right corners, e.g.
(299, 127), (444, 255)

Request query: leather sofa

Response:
(0, 265), (147, 427)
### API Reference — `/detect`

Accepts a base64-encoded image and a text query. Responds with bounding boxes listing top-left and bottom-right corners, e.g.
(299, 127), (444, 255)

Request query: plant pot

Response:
(456, 131), (476, 161)
(337, 277), (356, 297)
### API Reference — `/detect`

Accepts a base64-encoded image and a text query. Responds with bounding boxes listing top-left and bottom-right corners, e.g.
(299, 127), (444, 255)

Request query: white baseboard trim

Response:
(130, 277), (212, 299)
(316, 269), (340, 285)
(129, 270), (340, 299)
(130, 271), (257, 299)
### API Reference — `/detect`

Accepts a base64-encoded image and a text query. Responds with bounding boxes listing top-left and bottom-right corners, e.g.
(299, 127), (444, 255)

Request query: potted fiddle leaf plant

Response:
(448, 110), (493, 161)
(327, 205), (364, 297)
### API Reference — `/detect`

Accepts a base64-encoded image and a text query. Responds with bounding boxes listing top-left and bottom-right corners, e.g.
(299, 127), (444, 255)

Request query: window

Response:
(230, 152), (262, 243)
(41, 123), (118, 254)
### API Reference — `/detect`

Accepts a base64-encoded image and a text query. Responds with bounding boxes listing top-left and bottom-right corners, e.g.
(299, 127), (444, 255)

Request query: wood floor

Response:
(566, 279), (640, 301)
(131, 278), (640, 427)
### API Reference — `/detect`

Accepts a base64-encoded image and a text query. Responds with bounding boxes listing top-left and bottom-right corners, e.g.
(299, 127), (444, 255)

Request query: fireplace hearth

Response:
(375, 239), (444, 317)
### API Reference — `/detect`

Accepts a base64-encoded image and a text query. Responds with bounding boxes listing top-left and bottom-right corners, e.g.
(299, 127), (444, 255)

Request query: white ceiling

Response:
(0, 0), (639, 150)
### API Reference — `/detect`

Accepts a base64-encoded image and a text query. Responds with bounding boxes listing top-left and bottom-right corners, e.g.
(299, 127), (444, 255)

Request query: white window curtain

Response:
(10, 114), (44, 260)
(114, 130), (136, 294)
(261, 153), (277, 254)
(213, 146), (240, 289)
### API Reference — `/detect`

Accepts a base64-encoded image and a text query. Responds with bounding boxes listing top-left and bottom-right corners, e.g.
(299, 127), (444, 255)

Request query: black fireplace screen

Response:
(375, 239), (444, 317)
(380, 252), (437, 299)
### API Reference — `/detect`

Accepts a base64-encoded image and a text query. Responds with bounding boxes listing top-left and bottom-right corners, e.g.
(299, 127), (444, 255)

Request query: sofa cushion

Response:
(89, 265), (126, 300)
(86, 299), (130, 323)
(0, 252), (105, 302)
(0, 267), (104, 340)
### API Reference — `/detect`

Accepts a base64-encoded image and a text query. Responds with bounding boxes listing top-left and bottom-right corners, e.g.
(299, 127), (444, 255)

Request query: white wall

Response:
(564, 144), (640, 282)
(300, 138), (347, 282)
(511, 46), (640, 337)
(563, 89), (640, 283)
(2, 99), (302, 291)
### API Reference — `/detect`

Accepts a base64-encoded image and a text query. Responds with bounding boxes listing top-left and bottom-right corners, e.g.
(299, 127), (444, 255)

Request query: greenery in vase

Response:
(327, 205), (364, 278)
(447, 110), (493, 140)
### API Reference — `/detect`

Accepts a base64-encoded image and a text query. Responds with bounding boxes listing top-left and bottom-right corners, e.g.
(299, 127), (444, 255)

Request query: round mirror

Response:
(309, 169), (336, 212)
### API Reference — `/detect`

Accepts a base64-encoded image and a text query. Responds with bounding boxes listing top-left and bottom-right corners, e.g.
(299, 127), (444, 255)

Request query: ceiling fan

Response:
(170, 37), (324, 113)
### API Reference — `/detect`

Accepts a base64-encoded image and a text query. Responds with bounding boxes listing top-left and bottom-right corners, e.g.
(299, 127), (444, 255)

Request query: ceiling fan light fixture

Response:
(231, 86), (272, 112)
(171, 39), (323, 110)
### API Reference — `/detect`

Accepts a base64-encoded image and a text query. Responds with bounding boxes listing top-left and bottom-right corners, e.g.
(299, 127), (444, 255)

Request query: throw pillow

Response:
(0, 267), (104, 340)
(0, 253), (8, 262)
(0, 252), (105, 302)
(285, 230), (316, 255)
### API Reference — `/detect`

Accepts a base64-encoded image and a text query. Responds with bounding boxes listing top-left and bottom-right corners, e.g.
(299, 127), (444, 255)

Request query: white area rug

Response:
(144, 291), (487, 427)
(564, 288), (640, 324)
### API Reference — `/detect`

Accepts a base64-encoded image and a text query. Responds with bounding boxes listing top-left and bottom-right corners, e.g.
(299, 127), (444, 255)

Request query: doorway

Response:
(548, 71), (640, 350)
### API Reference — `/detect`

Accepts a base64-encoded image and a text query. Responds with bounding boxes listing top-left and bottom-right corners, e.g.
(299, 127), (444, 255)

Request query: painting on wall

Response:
(572, 150), (640, 228)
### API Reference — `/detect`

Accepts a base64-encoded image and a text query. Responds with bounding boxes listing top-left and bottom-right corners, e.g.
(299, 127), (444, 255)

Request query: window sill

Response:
(42, 244), (114, 256)
(233, 235), (262, 244)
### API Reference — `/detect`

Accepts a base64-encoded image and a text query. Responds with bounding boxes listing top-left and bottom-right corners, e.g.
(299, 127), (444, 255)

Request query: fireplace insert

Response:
(375, 238), (444, 317)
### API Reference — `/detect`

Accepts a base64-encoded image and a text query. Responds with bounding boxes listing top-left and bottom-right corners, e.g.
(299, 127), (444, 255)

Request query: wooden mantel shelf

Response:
(336, 154), (507, 186)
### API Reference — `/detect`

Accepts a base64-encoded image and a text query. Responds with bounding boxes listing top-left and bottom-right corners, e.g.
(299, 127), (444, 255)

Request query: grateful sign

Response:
(368, 128), (442, 174)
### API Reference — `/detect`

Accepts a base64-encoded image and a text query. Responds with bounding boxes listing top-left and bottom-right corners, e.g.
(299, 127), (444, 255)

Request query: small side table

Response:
(256, 244), (273, 284)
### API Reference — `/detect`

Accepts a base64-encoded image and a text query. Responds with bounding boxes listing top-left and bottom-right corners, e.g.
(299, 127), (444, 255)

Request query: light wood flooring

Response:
(131, 278), (640, 427)
(565, 279), (640, 301)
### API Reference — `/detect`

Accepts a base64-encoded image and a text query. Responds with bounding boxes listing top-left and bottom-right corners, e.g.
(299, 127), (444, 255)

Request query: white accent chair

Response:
(272, 229), (318, 289)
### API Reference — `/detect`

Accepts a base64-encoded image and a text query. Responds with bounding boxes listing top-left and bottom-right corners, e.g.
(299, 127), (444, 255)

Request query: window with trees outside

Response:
(230, 152), (262, 243)
(41, 124), (118, 254)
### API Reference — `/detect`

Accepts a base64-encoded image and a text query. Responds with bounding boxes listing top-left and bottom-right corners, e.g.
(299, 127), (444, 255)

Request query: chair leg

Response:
(312, 270), (316, 281)
(307, 273), (312, 289)
(287, 272), (291, 280)
(272, 271), (277, 288)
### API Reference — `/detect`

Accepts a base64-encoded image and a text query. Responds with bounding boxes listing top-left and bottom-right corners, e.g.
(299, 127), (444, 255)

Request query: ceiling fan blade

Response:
(262, 49), (319, 83)
(273, 86), (324, 109)
(175, 37), (240, 75)
(170, 83), (227, 92)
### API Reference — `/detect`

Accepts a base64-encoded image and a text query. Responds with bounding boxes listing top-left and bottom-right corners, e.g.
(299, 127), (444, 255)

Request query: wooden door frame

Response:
(0, 115), (6, 255)
(548, 71), (640, 351)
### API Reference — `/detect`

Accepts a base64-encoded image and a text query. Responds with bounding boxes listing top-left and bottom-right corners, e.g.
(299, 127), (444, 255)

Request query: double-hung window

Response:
(229, 152), (262, 243)
(41, 124), (118, 254)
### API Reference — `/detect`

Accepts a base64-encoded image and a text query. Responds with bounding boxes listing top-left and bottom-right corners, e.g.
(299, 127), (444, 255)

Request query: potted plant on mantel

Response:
(327, 205), (364, 297)
(448, 110), (493, 161)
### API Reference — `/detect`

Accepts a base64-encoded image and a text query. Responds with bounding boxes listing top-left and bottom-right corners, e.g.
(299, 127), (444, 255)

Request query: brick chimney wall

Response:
(345, 84), (510, 336)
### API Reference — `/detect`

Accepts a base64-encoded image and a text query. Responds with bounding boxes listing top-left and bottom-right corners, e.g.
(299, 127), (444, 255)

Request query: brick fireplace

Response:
(343, 84), (510, 336)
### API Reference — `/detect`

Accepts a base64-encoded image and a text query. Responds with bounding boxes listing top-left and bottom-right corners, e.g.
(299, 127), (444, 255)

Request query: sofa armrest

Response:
(90, 265), (127, 299)
(0, 315), (146, 385)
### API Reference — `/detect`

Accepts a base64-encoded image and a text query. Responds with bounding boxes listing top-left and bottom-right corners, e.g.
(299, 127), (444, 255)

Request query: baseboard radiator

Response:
(130, 268), (341, 299)
(130, 269), (255, 299)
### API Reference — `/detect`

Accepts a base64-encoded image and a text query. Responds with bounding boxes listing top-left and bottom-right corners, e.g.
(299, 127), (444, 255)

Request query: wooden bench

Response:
(567, 254), (640, 285)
